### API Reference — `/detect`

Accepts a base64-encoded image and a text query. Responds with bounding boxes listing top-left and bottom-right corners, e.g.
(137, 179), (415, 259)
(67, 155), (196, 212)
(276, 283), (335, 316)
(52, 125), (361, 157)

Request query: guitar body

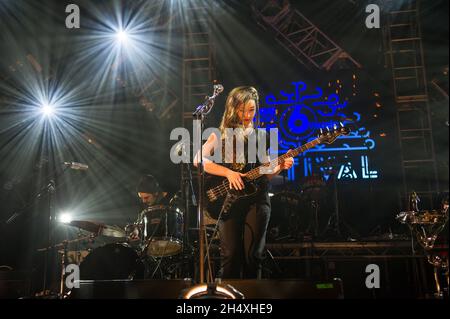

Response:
(204, 173), (258, 220)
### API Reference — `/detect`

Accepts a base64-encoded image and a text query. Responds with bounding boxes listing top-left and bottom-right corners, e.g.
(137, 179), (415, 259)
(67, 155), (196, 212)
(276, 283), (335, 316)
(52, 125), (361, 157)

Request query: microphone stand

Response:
(182, 151), (196, 269)
(192, 87), (221, 284)
(4, 163), (74, 296)
(39, 165), (73, 297)
(42, 179), (56, 296)
(4, 163), (79, 226)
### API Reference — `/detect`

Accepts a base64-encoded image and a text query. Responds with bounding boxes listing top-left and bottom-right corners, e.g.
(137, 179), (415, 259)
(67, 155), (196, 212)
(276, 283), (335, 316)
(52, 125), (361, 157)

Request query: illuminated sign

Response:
(261, 81), (379, 181)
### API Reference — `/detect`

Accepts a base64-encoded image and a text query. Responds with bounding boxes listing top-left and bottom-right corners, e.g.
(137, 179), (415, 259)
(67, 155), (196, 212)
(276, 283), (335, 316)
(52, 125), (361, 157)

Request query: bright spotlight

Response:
(41, 103), (55, 117)
(59, 213), (73, 224)
(116, 30), (128, 43)
(180, 283), (244, 299)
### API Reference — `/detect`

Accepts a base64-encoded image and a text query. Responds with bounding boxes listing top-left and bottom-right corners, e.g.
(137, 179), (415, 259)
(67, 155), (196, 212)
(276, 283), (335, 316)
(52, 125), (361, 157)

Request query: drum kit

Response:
(43, 168), (386, 292)
(396, 192), (449, 298)
(45, 200), (189, 287)
(396, 193), (449, 250)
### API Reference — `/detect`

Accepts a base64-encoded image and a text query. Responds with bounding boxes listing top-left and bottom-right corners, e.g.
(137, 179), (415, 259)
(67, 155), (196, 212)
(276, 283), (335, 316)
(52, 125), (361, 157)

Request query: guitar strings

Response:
(207, 131), (342, 198)
(208, 158), (285, 197)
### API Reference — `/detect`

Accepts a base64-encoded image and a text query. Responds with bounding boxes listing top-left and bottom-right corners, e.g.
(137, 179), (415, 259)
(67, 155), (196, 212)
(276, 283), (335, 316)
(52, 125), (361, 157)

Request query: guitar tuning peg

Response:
(333, 123), (337, 130)
(339, 122), (344, 127)
(326, 126), (330, 132)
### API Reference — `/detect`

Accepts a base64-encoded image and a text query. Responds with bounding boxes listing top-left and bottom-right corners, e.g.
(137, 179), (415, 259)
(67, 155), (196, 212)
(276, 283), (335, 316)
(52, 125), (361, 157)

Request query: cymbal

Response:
(36, 235), (93, 252)
(69, 220), (103, 234)
(68, 220), (126, 238)
(100, 225), (126, 238)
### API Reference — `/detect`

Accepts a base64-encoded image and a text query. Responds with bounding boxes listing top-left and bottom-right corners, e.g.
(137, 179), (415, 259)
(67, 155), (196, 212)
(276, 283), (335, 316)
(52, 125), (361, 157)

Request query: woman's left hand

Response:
(281, 157), (294, 170)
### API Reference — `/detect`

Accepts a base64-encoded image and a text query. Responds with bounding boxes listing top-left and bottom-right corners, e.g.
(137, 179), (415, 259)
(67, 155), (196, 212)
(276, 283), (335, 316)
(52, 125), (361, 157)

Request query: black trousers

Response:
(218, 186), (271, 279)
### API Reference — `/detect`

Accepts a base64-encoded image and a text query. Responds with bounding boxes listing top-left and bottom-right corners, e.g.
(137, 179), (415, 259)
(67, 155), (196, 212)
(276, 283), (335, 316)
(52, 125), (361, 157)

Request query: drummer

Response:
(136, 174), (170, 207)
(129, 174), (170, 241)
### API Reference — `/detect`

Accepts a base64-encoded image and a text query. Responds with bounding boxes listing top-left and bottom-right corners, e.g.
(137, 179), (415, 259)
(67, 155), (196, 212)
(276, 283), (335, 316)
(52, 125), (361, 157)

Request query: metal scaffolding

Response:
(384, 0), (439, 209)
(182, 3), (216, 128)
(251, 0), (361, 71)
(180, 2), (216, 183)
(120, 73), (179, 121)
(266, 241), (428, 260)
(180, 3), (217, 276)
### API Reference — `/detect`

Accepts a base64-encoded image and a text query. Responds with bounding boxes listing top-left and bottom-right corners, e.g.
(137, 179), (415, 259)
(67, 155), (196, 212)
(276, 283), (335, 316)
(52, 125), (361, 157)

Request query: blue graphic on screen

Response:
(260, 81), (379, 181)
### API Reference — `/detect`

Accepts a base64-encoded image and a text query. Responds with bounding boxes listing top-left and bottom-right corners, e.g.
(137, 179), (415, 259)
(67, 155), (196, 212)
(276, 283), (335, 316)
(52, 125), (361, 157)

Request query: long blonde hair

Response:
(219, 86), (260, 136)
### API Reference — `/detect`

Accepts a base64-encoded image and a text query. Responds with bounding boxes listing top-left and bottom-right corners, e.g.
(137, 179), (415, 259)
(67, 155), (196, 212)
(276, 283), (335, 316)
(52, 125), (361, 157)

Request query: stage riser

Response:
(269, 258), (435, 298)
(69, 279), (344, 299)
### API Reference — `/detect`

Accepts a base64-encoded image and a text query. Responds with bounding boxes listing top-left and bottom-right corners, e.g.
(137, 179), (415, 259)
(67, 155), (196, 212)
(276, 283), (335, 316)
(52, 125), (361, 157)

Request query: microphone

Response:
(193, 84), (224, 116)
(64, 162), (89, 171)
(214, 84), (224, 94)
(174, 142), (186, 156)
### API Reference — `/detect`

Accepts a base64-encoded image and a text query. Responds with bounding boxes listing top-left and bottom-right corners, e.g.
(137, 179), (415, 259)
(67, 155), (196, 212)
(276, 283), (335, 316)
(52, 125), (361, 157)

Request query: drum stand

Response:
(59, 240), (68, 296)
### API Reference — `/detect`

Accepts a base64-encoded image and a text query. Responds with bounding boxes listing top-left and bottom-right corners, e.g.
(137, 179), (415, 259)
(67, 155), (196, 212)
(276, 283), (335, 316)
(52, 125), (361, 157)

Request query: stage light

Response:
(41, 103), (55, 117)
(116, 29), (128, 44)
(180, 283), (244, 299)
(59, 212), (73, 224)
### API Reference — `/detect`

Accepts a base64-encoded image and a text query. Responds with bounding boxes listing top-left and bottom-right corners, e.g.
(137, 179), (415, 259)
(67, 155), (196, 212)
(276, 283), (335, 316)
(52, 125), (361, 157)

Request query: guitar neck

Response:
(245, 138), (321, 181)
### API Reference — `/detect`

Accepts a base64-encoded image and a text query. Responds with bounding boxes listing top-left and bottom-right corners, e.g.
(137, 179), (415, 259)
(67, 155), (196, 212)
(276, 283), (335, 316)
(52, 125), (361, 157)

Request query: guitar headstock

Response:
(318, 123), (350, 144)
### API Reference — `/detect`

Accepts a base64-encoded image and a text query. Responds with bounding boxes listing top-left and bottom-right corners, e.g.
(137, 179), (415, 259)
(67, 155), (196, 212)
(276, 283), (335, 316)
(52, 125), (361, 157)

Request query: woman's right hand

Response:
(225, 170), (246, 190)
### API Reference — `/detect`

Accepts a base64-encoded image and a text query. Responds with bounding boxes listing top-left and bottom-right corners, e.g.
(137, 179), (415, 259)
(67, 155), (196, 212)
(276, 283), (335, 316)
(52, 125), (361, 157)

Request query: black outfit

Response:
(217, 129), (271, 279)
(218, 178), (271, 279)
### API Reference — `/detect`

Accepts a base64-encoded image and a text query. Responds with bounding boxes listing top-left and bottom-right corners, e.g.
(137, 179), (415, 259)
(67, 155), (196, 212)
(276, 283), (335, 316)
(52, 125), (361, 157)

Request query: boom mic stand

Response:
(5, 164), (71, 296)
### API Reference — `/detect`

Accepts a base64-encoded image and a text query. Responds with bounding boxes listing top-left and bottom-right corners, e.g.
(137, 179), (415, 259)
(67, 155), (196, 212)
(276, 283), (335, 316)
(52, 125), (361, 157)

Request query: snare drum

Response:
(140, 205), (183, 257)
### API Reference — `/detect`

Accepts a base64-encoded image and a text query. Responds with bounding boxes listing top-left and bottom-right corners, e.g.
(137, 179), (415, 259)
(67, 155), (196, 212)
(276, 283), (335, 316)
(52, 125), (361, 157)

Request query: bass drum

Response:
(79, 243), (145, 280)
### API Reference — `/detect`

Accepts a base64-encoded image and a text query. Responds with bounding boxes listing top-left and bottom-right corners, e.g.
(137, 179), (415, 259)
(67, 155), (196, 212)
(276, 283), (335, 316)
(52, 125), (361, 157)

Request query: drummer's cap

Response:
(137, 174), (162, 193)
